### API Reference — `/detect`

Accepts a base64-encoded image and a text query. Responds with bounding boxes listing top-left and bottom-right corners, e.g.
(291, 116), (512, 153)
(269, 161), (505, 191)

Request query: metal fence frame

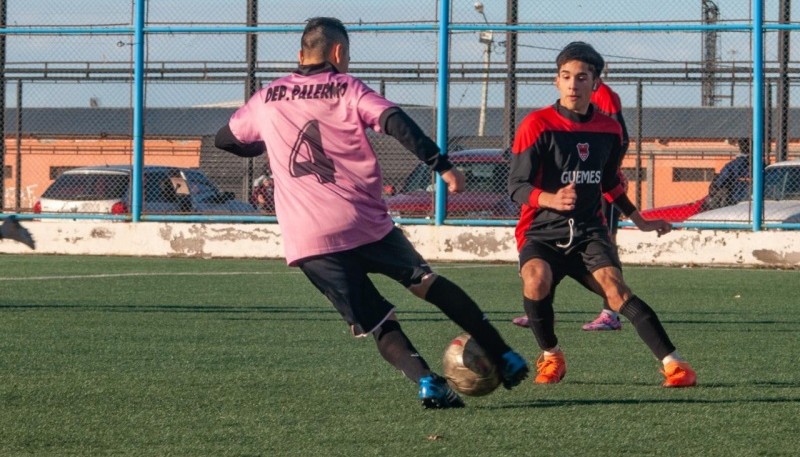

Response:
(1, 0), (798, 230)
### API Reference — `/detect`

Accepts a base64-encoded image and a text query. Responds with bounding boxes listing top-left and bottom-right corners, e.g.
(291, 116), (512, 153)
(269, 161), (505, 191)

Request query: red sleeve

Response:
(590, 82), (621, 117)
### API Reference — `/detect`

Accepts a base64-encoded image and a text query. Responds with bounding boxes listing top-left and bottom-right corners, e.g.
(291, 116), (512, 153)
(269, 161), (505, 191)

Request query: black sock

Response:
(373, 320), (431, 383)
(424, 276), (511, 362)
(619, 295), (676, 360)
(523, 295), (558, 350)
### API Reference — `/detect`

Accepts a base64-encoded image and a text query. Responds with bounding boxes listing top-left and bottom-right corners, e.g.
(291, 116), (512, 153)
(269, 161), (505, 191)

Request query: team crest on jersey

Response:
(577, 143), (590, 161)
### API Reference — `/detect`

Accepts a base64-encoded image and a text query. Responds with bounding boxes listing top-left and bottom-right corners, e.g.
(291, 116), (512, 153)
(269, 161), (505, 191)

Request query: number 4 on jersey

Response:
(289, 120), (336, 184)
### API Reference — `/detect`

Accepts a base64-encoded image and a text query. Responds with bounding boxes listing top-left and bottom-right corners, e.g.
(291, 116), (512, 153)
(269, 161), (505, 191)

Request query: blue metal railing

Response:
(1, 0), (797, 231)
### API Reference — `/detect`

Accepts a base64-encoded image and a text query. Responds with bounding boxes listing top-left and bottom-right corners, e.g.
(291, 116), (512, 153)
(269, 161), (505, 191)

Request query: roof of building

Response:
(4, 106), (799, 140)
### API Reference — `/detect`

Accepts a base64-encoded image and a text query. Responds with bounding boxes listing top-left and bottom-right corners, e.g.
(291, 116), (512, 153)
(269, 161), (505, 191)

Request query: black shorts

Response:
(296, 227), (433, 337)
(602, 199), (620, 235)
(518, 231), (621, 286)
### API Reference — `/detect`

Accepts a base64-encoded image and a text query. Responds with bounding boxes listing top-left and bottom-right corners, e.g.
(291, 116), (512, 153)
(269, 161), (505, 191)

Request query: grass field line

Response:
(0, 271), (303, 281)
(0, 263), (507, 282)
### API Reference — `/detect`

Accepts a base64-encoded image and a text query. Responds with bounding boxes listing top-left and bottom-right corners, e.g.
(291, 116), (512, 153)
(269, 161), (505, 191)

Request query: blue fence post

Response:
(434, 0), (450, 226)
(131, 0), (146, 222)
(750, 0), (764, 232)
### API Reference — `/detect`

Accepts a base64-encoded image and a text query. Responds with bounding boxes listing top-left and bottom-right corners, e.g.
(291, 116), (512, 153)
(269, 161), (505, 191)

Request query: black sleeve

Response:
(214, 124), (266, 158)
(612, 192), (637, 217)
(380, 107), (453, 173)
(508, 146), (539, 207)
(614, 111), (630, 158)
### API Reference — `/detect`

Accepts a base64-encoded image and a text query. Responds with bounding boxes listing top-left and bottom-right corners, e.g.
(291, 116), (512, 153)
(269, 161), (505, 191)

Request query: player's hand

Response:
(630, 212), (672, 237)
(440, 168), (465, 193)
(540, 182), (577, 211)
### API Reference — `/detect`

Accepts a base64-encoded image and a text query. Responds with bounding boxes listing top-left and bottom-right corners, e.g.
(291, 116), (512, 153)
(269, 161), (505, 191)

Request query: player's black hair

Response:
(302, 17), (349, 57)
(556, 41), (605, 78)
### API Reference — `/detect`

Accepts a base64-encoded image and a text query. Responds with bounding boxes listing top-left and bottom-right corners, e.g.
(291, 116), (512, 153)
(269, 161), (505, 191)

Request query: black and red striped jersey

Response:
(508, 101), (627, 250)
(591, 81), (630, 158)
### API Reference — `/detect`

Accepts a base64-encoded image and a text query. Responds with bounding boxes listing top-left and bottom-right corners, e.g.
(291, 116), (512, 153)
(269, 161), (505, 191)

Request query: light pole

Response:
(475, 2), (492, 137)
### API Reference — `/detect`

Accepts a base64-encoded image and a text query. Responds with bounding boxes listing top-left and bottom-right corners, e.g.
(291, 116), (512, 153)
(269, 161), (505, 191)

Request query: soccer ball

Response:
(442, 333), (501, 397)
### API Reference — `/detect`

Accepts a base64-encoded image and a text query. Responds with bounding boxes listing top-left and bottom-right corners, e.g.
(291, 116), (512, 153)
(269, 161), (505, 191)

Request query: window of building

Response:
(673, 167), (715, 182)
(621, 167), (647, 181)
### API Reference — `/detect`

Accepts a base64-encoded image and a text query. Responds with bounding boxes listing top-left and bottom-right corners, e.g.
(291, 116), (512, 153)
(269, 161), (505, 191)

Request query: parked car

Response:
(639, 197), (707, 223)
(384, 148), (520, 219)
(686, 160), (800, 224)
(33, 165), (257, 215)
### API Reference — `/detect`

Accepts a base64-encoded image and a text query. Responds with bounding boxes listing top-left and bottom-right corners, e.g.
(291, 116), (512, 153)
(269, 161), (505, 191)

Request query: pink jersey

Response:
(227, 67), (398, 265)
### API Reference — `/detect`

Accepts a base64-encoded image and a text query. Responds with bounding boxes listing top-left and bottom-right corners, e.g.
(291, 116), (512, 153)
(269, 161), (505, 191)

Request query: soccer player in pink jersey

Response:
(215, 17), (528, 408)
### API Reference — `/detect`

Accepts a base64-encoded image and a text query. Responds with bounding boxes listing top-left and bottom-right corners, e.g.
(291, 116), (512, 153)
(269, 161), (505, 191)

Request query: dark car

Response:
(385, 148), (520, 219)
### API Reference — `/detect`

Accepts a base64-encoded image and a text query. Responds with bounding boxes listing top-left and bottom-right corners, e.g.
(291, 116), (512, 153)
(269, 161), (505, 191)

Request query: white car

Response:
(686, 160), (800, 224)
(34, 165), (257, 215)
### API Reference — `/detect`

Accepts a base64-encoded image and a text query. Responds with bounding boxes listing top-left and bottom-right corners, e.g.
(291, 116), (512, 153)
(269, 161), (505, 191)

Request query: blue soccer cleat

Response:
(500, 350), (530, 389)
(418, 375), (465, 409)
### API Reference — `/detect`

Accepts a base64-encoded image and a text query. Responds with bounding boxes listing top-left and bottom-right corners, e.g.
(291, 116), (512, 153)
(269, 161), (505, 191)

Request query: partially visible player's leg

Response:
(519, 243), (567, 384)
(362, 228), (528, 390)
(580, 200), (621, 330)
(591, 265), (696, 387)
(298, 251), (460, 407)
(0, 215), (36, 249)
(574, 273), (622, 331)
(372, 315), (431, 382)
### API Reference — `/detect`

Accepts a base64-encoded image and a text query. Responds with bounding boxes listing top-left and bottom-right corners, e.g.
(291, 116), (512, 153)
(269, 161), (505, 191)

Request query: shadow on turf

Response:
(4, 304), (797, 327)
(481, 395), (800, 410)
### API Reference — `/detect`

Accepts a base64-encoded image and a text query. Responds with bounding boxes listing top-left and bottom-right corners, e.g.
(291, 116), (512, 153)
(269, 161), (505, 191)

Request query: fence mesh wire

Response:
(2, 1), (799, 226)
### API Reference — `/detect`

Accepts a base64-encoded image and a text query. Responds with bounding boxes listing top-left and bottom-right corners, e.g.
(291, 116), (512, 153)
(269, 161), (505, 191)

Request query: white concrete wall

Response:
(3, 220), (800, 268)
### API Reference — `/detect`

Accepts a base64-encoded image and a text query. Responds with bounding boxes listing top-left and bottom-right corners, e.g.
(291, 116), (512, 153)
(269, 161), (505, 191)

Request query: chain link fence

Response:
(2, 0), (798, 227)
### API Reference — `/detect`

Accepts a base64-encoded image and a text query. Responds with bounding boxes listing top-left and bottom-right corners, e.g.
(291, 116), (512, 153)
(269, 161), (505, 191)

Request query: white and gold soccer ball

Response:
(442, 333), (501, 397)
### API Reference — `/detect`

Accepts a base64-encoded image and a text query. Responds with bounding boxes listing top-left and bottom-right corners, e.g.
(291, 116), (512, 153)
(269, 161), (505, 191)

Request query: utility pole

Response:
(244, 0), (258, 198)
(503, 0), (518, 149)
(474, 2), (492, 137)
(701, 0), (720, 106)
(775, 0), (790, 162)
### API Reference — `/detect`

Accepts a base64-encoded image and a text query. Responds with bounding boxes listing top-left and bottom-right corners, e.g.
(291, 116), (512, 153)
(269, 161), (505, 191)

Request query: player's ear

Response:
(331, 43), (342, 64)
(332, 43), (348, 65)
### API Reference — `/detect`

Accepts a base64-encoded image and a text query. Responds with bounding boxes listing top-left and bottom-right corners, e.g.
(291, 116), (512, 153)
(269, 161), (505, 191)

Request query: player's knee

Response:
(408, 272), (437, 299)
(522, 273), (551, 299)
(523, 280), (551, 300)
(521, 264), (552, 299)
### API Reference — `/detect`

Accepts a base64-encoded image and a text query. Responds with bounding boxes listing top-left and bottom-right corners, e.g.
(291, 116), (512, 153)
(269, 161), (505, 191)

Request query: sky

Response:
(4, 0), (799, 109)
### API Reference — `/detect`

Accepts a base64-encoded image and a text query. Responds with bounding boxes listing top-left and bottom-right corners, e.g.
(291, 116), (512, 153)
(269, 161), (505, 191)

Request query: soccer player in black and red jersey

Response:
(511, 79), (630, 332)
(508, 41), (696, 387)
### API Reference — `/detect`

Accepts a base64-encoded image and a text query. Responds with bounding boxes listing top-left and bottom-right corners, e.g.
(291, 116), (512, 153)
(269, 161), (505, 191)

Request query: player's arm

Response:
(214, 124), (266, 158)
(509, 141), (576, 211)
(600, 135), (670, 235)
(381, 107), (464, 192)
(508, 144), (539, 206)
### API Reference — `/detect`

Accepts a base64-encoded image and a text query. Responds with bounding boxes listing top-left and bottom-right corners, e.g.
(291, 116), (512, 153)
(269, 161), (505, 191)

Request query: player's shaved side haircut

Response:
(302, 17), (349, 60)
(556, 41), (605, 78)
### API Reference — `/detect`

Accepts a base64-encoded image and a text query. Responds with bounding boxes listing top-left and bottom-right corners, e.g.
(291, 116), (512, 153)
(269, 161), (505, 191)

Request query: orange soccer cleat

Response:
(661, 361), (697, 388)
(534, 352), (567, 384)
